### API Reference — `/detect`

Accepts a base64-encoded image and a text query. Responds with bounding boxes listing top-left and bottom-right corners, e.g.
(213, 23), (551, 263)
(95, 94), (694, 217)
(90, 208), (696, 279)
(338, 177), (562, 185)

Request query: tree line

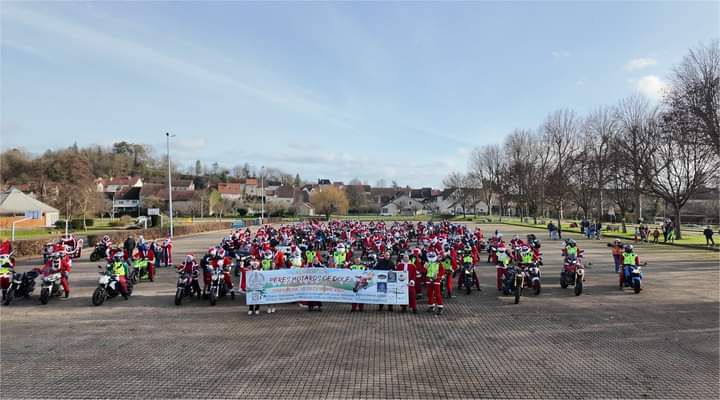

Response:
(445, 41), (720, 239)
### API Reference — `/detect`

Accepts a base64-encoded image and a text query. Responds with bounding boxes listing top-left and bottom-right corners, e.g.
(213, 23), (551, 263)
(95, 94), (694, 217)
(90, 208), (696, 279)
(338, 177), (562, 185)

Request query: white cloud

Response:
(624, 57), (657, 71)
(635, 75), (667, 100)
(552, 50), (571, 58)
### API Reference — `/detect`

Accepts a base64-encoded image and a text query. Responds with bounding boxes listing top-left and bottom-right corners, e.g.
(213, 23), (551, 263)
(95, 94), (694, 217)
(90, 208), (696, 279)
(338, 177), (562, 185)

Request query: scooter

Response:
(621, 263), (645, 294)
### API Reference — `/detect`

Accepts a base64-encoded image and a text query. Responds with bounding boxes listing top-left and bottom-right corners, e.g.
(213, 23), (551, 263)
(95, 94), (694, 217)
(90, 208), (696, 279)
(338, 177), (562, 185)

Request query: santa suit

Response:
(425, 260), (444, 309)
(162, 239), (173, 267)
(396, 262), (417, 312)
(496, 251), (511, 290)
(44, 256), (72, 295)
(274, 251), (286, 268)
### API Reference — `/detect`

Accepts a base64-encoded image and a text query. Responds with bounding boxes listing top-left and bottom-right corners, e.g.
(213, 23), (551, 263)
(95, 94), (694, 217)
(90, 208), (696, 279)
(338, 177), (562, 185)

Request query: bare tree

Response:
(543, 109), (579, 238)
(468, 144), (507, 220)
(666, 39), (720, 156)
(584, 106), (619, 218)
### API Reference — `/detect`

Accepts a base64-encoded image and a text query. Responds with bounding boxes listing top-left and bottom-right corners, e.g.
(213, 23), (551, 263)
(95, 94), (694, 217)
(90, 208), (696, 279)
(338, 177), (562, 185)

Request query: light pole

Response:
(260, 166), (265, 224)
(166, 132), (176, 238)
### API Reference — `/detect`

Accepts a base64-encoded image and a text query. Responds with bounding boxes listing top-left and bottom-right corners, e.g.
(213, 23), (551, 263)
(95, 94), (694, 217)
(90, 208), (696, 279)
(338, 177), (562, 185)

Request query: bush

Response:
(236, 208), (248, 217)
(109, 215), (132, 227)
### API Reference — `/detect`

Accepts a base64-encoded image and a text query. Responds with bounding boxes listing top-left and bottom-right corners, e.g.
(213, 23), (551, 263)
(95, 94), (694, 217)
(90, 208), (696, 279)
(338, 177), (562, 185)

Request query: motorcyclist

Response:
(44, 250), (72, 299)
(107, 252), (130, 299)
(441, 252), (454, 298)
(562, 239), (584, 261)
(177, 254), (201, 294)
(100, 235), (112, 257)
(214, 248), (235, 297)
(201, 247), (215, 296)
(261, 251), (274, 271)
(332, 243), (348, 268)
(495, 245), (511, 291)
(621, 244), (640, 287)
(457, 246), (480, 290)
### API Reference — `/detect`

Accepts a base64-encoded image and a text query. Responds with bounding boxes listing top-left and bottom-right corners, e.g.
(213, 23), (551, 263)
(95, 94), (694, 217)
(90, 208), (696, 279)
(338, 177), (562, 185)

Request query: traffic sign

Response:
(148, 208), (160, 216)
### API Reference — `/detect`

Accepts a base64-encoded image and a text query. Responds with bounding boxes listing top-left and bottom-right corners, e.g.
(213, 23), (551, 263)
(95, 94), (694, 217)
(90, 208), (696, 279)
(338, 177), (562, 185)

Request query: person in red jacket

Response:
(162, 238), (173, 267)
(425, 251), (444, 314)
(45, 251), (72, 298)
(396, 253), (417, 313)
(214, 249), (235, 296)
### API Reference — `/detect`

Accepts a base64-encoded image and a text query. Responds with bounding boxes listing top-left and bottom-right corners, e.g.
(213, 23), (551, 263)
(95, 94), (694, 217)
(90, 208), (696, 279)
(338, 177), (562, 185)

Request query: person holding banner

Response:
(396, 253), (417, 313)
(247, 259), (262, 316)
(425, 251), (444, 315)
(307, 256), (324, 311)
(376, 252), (395, 311)
(350, 257), (366, 312)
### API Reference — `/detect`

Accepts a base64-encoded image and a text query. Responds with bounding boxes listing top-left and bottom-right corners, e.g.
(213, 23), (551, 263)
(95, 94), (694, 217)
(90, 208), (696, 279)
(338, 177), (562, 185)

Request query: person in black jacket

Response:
(123, 235), (136, 261)
(375, 252), (394, 311)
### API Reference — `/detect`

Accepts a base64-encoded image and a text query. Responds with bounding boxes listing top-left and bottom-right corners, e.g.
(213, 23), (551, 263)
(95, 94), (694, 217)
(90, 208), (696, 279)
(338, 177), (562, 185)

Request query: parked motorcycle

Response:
(0, 254), (14, 302)
(524, 262), (542, 295)
(89, 243), (108, 262)
(174, 268), (201, 306)
(130, 258), (152, 283)
(560, 256), (586, 296)
(92, 265), (132, 306)
(208, 264), (233, 306)
(3, 269), (39, 306)
(621, 263), (645, 294)
(502, 265), (524, 304)
(39, 267), (64, 305)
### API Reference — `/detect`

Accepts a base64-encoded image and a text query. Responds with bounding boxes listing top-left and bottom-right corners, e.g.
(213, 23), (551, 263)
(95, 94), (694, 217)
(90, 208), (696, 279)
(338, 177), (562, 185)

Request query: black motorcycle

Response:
(89, 243), (108, 262)
(174, 268), (201, 306)
(3, 270), (39, 306)
(502, 265), (524, 304)
(457, 262), (477, 295)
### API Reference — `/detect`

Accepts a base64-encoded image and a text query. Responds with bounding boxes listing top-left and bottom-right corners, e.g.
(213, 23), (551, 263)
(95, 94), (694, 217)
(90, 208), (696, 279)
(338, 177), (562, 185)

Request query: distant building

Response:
(0, 188), (60, 228)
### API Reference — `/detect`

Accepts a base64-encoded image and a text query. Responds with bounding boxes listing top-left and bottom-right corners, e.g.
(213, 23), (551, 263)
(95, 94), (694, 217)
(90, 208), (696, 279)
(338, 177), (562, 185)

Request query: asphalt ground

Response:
(1, 224), (718, 399)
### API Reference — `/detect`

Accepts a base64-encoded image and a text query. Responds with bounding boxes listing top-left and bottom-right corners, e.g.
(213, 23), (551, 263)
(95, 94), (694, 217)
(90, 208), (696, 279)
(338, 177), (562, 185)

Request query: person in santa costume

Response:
(425, 251), (444, 315)
(162, 238), (173, 267)
(349, 256), (366, 312)
(396, 253), (417, 313)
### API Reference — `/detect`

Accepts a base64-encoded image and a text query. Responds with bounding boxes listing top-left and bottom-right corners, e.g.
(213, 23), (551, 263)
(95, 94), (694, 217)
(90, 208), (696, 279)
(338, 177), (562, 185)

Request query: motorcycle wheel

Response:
(210, 290), (217, 306)
(3, 286), (15, 306)
(633, 280), (641, 294)
(533, 280), (541, 295)
(130, 270), (139, 284)
(39, 288), (49, 305)
(575, 281), (583, 296)
(230, 291), (235, 300)
(466, 284), (471, 295)
(513, 286), (521, 304)
(560, 273), (568, 288)
(174, 288), (183, 306)
(619, 273), (624, 290)
(92, 287), (106, 306)
(90, 253), (100, 262)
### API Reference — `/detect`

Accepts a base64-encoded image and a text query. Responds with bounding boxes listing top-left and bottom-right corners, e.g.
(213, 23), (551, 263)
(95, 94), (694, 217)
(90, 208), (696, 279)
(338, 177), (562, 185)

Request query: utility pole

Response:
(260, 166), (265, 224)
(166, 132), (175, 238)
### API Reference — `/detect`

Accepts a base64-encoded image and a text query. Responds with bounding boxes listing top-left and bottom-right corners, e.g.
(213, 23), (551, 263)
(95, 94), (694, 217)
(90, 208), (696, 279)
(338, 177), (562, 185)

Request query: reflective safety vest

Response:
(0, 266), (11, 275)
(566, 246), (578, 256)
(305, 250), (316, 263)
(261, 259), (273, 270)
(290, 257), (302, 268)
(463, 255), (473, 264)
(497, 252), (510, 266)
(333, 252), (346, 267)
(522, 253), (534, 264)
(622, 252), (636, 265)
(112, 261), (127, 276)
(442, 259), (452, 272)
(426, 262), (440, 279)
(350, 263), (365, 271)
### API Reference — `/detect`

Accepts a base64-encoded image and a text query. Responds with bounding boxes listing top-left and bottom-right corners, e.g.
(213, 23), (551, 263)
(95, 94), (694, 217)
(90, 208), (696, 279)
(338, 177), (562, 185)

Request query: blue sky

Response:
(1, 1), (718, 187)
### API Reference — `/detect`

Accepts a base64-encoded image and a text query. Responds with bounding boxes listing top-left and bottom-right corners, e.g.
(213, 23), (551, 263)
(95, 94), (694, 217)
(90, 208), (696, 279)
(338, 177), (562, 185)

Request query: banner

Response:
(245, 268), (409, 305)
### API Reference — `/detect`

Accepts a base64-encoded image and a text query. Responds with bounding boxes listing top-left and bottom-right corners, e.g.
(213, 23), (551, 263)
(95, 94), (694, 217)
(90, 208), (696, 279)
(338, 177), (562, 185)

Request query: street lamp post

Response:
(166, 132), (176, 238)
(260, 166), (265, 224)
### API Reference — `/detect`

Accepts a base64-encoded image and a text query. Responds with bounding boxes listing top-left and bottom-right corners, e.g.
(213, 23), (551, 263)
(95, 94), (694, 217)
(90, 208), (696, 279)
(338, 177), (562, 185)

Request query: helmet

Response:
(113, 252), (123, 261)
(427, 251), (437, 262)
(263, 252), (273, 259)
(336, 243), (346, 252)
(103, 235), (110, 242)
(52, 252), (61, 260)
(566, 239), (576, 247)
(217, 249), (226, 258)
(464, 245), (472, 253)
(512, 234), (520, 241)
(613, 239), (622, 245)
(624, 245), (634, 253)
(208, 247), (217, 257)
(185, 254), (194, 263)
(521, 246), (530, 253)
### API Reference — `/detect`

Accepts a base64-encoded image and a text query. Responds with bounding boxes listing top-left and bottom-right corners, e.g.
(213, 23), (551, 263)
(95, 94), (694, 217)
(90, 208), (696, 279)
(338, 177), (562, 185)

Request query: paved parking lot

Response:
(1, 225), (718, 399)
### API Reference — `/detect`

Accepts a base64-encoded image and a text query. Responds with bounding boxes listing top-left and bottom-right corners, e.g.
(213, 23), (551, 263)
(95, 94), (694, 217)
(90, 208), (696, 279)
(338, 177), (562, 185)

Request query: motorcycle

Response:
(208, 264), (233, 306)
(92, 265), (132, 306)
(3, 269), (39, 305)
(0, 254), (15, 302)
(130, 258), (152, 283)
(89, 243), (108, 262)
(502, 265), (524, 304)
(174, 268), (201, 306)
(524, 262), (542, 295)
(621, 263), (645, 294)
(39, 267), (64, 304)
(458, 262), (476, 294)
(560, 256), (586, 296)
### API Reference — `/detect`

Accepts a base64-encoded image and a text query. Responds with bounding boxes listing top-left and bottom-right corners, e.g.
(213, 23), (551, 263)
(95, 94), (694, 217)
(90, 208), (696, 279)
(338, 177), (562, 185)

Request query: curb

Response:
(493, 221), (720, 252)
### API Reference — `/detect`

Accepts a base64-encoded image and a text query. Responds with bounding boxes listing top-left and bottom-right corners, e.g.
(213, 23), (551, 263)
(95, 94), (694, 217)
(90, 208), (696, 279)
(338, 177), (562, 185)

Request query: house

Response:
(427, 188), (489, 215)
(96, 176), (143, 193)
(0, 188), (60, 228)
(272, 185), (296, 206)
(381, 194), (427, 216)
(218, 183), (243, 200)
(112, 187), (141, 216)
(294, 202), (315, 217)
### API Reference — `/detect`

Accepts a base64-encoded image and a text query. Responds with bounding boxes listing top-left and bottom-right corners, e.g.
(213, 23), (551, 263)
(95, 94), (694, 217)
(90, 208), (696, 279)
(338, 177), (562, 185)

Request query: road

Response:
(1, 225), (718, 399)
